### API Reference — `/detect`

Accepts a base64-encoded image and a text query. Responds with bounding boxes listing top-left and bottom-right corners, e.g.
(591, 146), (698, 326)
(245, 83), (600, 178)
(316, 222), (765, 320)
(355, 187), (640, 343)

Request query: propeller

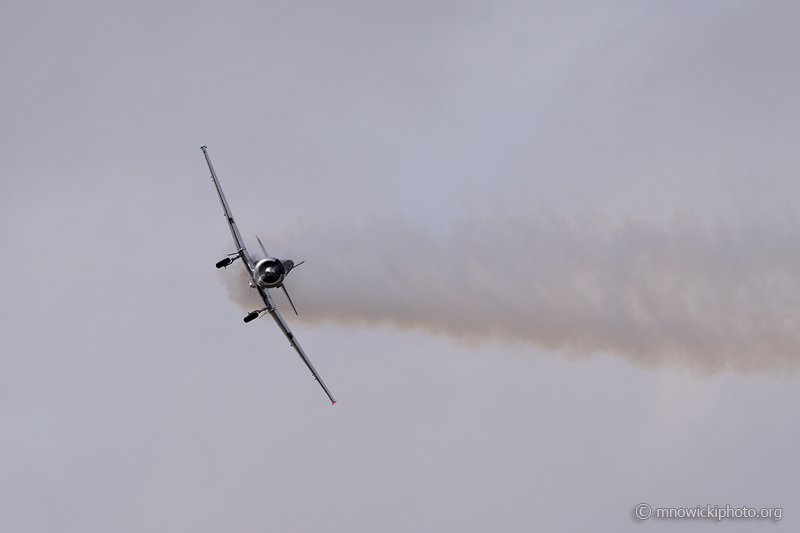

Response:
(281, 284), (299, 315)
(256, 235), (269, 258)
(256, 234), (300, 314)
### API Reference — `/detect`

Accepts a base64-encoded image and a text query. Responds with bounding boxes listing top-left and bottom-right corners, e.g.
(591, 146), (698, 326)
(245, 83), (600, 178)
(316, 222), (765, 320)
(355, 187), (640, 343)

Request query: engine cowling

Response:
(254, 258), (286, 288)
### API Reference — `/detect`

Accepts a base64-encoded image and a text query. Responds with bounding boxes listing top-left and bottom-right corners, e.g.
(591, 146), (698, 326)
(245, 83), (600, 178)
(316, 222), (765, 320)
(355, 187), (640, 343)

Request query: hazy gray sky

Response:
(2, 1), (799, 531)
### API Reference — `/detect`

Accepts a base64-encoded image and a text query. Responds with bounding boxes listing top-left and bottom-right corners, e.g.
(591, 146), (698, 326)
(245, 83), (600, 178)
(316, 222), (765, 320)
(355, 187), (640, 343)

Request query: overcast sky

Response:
(2, 1), (799, 531)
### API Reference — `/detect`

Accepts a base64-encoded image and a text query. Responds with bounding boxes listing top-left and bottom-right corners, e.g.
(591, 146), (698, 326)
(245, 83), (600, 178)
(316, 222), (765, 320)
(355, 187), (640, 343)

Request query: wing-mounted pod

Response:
(216, 257), (234, 268)
(243, 306), (269, 323)
(215, 252), (241, 269)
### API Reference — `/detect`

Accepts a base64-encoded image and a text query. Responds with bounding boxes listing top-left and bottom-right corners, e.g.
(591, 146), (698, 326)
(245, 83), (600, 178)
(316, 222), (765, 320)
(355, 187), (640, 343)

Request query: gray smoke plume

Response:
(220, 214), (800, 374)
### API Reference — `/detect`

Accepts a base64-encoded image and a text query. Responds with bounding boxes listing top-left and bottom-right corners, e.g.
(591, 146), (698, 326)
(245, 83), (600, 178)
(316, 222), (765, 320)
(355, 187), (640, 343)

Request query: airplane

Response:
(201, 145), (336, 405)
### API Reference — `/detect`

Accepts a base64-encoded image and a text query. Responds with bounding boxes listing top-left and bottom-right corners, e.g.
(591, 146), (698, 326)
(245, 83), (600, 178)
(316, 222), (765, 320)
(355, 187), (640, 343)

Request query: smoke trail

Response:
(220, 214), (800, 374)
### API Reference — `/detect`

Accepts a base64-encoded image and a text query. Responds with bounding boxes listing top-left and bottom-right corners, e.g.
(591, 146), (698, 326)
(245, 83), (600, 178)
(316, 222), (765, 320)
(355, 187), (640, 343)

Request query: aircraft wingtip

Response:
(332, 401), (336, 406)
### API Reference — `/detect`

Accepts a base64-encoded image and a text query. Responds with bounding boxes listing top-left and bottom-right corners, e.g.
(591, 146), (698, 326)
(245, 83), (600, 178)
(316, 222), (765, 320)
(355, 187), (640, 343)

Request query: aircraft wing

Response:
(258, 286), (337, 405)
(201, 145), (255, 273)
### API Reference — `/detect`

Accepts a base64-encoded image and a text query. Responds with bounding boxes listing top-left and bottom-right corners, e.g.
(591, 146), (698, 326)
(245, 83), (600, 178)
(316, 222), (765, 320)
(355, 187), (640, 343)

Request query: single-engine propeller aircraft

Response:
(201, 145), (335, 405)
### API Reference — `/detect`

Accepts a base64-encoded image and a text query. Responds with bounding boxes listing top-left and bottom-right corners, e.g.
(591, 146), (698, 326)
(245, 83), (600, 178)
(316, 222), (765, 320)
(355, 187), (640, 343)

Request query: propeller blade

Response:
(256, 235), (268, 258)
(281, 284), (299, 315)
